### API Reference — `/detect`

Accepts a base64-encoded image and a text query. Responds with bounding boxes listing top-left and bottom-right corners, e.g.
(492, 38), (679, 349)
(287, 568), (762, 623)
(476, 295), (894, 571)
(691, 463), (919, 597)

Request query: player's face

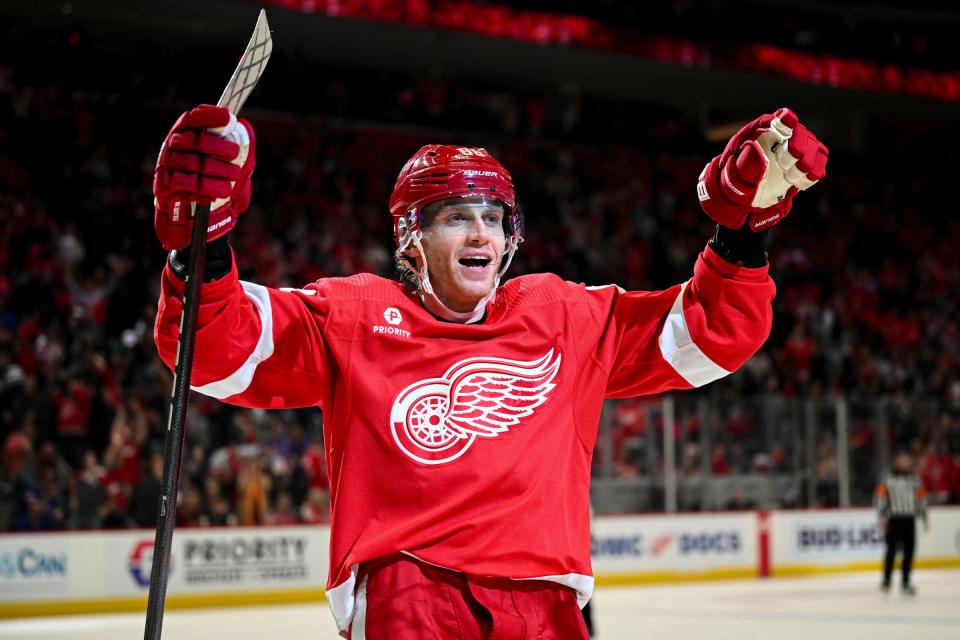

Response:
(417, 198), (507, 312)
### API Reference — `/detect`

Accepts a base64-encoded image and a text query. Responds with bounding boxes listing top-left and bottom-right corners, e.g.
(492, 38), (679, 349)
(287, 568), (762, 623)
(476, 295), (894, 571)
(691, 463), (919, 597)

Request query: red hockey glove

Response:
(153, 105), (256, 251)
(696, 108), (828, 232)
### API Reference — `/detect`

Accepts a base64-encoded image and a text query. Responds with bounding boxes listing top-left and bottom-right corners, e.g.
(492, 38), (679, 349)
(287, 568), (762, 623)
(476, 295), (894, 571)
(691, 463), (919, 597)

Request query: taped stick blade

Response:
(217, 9), (273, 113)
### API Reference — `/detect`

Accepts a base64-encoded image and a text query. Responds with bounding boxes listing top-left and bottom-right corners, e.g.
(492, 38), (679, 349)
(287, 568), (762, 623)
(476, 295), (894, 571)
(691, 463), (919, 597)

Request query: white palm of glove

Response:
(206, 112), (250, 211)
(752, 116), (821, 209)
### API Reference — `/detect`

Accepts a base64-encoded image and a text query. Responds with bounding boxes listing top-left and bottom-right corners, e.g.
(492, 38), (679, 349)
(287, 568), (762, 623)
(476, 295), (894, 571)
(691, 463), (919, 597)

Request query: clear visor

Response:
(420, 196), (508, 238)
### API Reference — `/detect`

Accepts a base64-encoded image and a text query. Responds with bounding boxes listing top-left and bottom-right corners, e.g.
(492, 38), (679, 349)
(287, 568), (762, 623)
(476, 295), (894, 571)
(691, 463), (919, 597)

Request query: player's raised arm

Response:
(600, 108), (828, 397)
(152, 106), (333, 410)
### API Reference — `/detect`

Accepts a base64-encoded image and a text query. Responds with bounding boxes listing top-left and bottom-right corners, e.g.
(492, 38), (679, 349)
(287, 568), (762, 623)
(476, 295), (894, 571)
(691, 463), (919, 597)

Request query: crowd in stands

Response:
(263, 0), (960, 99)
(500, 0), (958, 71)
(1, 47), (959, 530)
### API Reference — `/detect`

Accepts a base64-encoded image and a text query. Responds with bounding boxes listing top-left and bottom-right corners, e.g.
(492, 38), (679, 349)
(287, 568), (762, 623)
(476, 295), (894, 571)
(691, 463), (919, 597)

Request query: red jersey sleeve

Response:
(154, 259), (335, 409)
(591, 243), (775, 398)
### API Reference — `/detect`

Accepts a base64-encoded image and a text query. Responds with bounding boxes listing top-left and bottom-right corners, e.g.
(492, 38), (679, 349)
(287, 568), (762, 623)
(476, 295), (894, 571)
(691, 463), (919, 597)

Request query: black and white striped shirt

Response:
(875, 471), (928, 518)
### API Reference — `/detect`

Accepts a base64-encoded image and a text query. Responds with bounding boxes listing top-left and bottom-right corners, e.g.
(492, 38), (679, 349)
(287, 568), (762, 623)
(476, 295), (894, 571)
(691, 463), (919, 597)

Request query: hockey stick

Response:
(143, 11), (272, 640)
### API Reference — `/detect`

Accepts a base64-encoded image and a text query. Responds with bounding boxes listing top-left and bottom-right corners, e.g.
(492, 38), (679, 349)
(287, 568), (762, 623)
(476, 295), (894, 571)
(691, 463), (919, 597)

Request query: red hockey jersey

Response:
(155, 245), (774, 632)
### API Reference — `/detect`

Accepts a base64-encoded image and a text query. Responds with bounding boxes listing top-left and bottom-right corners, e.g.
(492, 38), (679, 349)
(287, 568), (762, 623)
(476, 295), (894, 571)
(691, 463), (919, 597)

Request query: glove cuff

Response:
(708, 224), (769, 268)
(168, 236), (233, 282)
(698, 157), (752, 230)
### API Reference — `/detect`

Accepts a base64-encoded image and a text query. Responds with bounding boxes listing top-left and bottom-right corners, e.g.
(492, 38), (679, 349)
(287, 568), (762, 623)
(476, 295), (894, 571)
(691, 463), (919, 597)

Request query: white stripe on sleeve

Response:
(192, 281), (275, 400)
(658, 281), (731, 387)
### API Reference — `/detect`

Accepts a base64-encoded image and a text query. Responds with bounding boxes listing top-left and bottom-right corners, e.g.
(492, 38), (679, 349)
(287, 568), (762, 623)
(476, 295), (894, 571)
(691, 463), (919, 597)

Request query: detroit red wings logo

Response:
(389, 350), (562, 465)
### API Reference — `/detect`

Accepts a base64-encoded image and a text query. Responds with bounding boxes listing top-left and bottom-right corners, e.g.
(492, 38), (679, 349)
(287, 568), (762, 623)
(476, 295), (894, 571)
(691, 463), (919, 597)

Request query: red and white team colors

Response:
(155, 244), (775, 633)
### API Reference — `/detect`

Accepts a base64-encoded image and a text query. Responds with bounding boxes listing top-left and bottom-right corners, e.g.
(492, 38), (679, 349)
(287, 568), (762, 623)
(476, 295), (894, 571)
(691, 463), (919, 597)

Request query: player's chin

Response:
(453, 270), (496, 298)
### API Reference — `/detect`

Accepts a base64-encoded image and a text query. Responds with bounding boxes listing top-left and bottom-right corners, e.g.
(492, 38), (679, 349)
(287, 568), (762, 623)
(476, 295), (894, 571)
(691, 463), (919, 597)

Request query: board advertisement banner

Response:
(591, 513), (757, 578)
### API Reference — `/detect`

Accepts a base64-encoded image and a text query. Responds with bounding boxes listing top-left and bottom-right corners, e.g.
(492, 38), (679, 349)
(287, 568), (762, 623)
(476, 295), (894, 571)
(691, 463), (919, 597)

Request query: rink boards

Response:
(1, 507), (958, 618)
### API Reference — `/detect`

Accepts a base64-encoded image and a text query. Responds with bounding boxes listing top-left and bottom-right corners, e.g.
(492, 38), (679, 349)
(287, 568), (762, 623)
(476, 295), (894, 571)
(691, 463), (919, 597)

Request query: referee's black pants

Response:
(883, 516), (916, 586)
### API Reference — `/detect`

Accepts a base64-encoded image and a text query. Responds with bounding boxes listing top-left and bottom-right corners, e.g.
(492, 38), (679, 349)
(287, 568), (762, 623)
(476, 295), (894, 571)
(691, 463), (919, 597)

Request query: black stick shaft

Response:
(143, 203), (210, 640)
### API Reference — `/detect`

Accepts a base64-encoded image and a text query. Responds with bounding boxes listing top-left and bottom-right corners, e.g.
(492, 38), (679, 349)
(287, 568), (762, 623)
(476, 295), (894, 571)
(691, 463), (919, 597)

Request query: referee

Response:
(874, 451), (929, 595)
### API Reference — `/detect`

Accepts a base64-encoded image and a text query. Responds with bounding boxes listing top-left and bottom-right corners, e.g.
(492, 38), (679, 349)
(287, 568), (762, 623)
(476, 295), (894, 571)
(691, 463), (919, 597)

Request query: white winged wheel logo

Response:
(389, 350), (563, 465)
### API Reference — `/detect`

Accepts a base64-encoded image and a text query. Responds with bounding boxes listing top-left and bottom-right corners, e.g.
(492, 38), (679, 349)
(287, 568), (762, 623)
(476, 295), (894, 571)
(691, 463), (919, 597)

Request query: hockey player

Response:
(153, 105), (827, 638)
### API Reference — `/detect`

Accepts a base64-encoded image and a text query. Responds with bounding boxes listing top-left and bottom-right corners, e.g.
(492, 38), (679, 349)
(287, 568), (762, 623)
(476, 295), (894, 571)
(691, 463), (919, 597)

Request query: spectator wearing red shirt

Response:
(54, 378), (93, 468)
(271, 492), (300, 525)
(919, 443), (954, 504)
(301, 433), (329, 492)
(301, 487), (330, 524)
(711, 443), (731, 475)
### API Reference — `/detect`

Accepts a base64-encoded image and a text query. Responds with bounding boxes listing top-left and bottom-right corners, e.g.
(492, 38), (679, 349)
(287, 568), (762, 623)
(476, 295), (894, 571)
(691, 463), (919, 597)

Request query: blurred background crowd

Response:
(1, 0), (959, 531)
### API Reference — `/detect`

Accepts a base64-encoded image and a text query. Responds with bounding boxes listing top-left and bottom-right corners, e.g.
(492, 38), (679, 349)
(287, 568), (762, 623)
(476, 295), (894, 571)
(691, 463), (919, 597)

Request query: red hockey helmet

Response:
(389, 145), (522, 249)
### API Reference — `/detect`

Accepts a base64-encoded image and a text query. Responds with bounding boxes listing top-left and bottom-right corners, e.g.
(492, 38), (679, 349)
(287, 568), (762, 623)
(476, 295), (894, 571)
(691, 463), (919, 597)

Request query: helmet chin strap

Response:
(409, 232), (519, 324)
